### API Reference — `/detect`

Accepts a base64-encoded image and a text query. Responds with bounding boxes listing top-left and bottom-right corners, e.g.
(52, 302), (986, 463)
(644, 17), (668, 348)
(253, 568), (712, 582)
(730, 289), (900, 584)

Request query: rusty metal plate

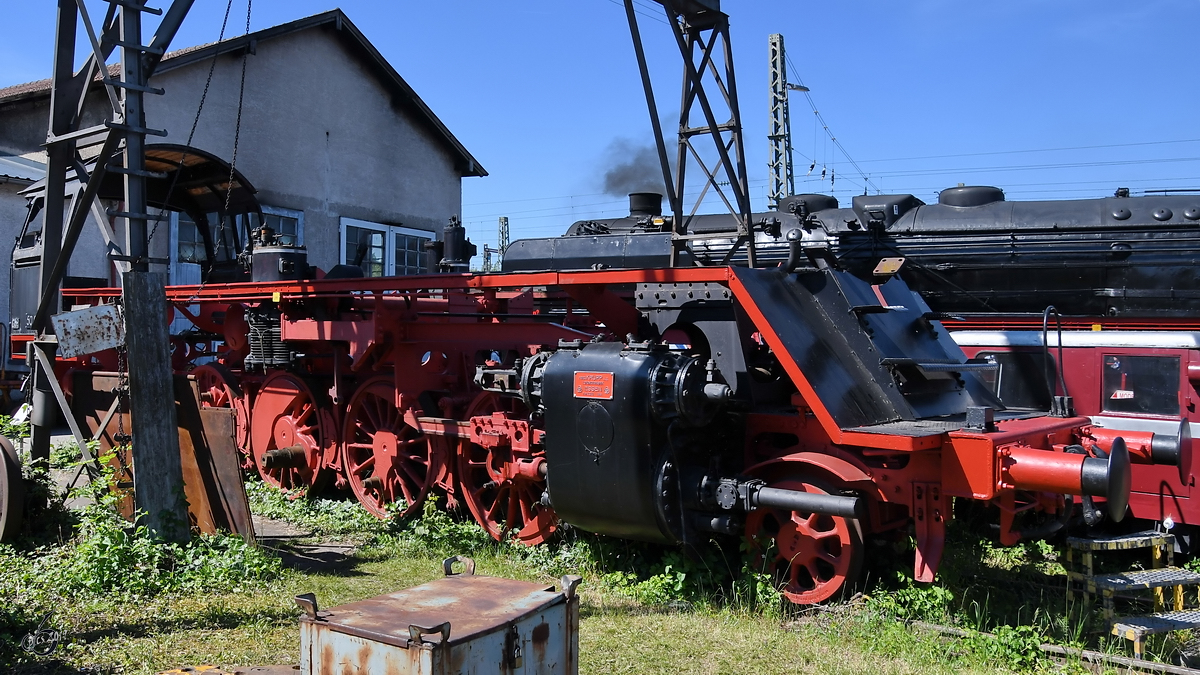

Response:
(307, 575), (561, 648)
(157, 662), (300, 667)
(51, 304), (123, 358)
(70, 371), (255, 539)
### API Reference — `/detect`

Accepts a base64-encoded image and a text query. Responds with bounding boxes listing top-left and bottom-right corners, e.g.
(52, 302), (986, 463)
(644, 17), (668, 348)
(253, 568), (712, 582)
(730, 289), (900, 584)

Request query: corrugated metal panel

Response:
(0, 155), (45, 182)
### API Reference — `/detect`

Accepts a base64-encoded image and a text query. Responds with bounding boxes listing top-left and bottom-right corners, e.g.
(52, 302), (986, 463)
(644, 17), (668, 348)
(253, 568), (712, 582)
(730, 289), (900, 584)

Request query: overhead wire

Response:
(855, 138), (1200, 165)
(603, 0), (670, 26)
(784, 52), (877, 193)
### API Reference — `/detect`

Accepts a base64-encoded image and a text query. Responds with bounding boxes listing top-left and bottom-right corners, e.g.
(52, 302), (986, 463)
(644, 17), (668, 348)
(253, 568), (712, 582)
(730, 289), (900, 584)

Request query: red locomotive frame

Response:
(24, 265), (1169, 604)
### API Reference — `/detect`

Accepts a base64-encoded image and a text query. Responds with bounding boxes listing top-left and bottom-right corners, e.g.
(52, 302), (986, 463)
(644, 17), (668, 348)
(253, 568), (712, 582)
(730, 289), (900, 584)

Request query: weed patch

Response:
(244, 479), (381, 536)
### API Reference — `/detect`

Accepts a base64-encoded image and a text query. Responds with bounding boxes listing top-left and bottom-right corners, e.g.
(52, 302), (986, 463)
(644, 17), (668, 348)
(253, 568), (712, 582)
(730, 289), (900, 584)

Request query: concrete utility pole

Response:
(497, 216), (509, 269)
(767, 33), (794, 210)
(35, 0), (196, 541)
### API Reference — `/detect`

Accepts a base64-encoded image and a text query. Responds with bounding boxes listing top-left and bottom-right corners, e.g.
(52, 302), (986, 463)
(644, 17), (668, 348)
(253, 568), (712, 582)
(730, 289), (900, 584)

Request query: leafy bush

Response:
(25, 499), (281, 600)
(244, 479), (382, 536)
(867, 573), (955, 622)
(385, 496), (494, 555)
(731, 563), (783, 617)
(593, 541), (737, 607)
(0, 412), (29, 441)
(507, 536), (597, 578)
(962, 624), (1046, 672)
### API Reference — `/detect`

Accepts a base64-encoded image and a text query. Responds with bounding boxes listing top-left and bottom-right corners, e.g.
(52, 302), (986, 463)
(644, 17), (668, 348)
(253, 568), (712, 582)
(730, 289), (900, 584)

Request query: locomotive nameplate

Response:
(574, 371), (614, 400)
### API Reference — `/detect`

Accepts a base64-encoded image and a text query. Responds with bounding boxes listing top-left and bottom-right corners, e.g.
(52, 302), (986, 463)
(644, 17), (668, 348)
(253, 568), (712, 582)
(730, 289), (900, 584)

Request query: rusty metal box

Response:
(298, 557), (580, 675)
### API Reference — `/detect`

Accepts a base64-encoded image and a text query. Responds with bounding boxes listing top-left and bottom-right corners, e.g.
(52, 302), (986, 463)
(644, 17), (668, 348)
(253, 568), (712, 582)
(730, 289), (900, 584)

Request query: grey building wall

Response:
(146, 26), (463, 272)
(0, 21), (468, 333)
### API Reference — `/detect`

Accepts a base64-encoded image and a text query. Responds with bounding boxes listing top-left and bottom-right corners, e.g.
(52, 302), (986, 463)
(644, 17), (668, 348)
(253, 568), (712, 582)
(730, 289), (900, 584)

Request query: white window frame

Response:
(340, 217), (434, 276)
(261, 204), (304, 246)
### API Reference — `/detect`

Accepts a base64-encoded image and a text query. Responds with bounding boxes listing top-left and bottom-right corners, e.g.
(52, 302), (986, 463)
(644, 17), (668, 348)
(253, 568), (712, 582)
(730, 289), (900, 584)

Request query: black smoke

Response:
(600, 138), (671, 197)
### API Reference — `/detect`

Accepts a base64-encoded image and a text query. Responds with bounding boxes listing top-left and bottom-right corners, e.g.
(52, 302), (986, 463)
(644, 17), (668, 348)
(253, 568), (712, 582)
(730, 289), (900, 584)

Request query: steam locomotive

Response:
(518, 185), (1198, 538)
(9, 180), (1189, 604)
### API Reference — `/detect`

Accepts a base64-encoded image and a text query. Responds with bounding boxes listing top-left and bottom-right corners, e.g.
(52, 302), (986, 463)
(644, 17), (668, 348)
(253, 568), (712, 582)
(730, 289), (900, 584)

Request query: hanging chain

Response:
(182, 0), (253, 307)
(114, 342), (130, 448)
(144, 0), (238, 250)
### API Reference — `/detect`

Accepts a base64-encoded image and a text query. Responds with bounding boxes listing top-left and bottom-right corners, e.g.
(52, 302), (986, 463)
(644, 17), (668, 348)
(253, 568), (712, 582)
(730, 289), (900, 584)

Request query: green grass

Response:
(0, 482), (1183, 674)
(2, 540), (1014, 675)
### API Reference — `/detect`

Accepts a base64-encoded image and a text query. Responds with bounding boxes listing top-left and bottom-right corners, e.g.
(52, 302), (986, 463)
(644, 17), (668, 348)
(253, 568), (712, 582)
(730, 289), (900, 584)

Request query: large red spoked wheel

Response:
(744, 479), (863, 605)
(456, 392), (556, 545)
(0, 436), (24, 543)
(193, 363), (251, 468)
(251, 372), (324, 490)
(341, 376), (438, 519)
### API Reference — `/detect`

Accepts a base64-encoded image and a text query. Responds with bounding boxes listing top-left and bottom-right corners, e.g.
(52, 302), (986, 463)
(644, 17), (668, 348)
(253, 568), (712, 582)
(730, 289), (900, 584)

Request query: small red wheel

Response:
(193, 363), (251, 468)
(250, 371), (324, 490)
(341, 376), (438, 519)
(456, 392), (556, 545)
(744, 479), (863, 605)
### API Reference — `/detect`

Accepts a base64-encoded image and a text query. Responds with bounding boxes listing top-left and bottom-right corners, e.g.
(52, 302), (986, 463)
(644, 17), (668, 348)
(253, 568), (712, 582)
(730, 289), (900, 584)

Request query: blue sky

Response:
(4, 1), (1199, 253)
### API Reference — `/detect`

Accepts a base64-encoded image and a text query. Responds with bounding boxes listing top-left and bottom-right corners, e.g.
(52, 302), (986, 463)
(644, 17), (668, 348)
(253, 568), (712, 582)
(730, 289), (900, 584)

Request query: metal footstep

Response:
(1066, 530), (1174, 552)
(1112, 609), (1200, 659)
(1091, 567), (1200, 593)
(1066, 530), (1200, 660)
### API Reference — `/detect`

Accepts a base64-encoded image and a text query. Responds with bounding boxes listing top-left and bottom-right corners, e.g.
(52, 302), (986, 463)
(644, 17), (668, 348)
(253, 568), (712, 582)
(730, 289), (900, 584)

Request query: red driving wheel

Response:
(250, 371), (324, 490)
(192, 363), (251, 468)
(744, 479), (863, 605)
(341, 376), (438, 519)
(456, 392), (556, 545)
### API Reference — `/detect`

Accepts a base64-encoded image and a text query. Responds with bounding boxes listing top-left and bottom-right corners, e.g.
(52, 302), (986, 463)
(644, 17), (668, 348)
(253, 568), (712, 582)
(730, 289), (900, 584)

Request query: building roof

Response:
(0, 154), (45, 183)
(0, 9), (486, 177)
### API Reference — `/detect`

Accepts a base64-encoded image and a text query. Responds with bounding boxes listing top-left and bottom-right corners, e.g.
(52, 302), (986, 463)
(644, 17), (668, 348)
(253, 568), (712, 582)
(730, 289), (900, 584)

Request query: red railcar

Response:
(954, 330), (1196, 531)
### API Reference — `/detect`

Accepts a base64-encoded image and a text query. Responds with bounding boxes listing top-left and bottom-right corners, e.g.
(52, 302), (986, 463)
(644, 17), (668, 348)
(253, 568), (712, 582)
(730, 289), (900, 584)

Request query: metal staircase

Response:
(1067, 531), (1200, 658)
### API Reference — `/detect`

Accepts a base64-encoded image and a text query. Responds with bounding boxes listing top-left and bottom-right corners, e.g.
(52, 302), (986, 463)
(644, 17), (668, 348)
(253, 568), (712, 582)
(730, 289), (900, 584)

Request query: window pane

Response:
(346, 225), (385, 277)
(277, 216), (298, 246)
(208, 212), (244, 263)
(394, 234), (429, 275)
(1102, 355), (1180, 415)
(177, 213), (203, 263)
(976, 351), (1054, 411)
(261, 213), (299, 246)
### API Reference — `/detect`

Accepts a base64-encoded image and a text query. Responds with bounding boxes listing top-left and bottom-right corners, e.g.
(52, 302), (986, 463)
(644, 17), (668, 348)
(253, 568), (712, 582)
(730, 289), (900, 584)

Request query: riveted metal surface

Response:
(50, 304), (123, 358)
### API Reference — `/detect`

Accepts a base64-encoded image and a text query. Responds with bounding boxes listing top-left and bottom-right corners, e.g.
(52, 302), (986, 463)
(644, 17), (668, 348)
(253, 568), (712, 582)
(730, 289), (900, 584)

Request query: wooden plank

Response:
(122, 271), (188, 541)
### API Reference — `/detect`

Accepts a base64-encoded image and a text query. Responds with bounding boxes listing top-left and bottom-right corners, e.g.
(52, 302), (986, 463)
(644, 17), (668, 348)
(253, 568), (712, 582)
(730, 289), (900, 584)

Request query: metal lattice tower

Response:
(767, 33), (794, 210)
(624, 0), (757, 267)
(33, 0), (197, 540)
